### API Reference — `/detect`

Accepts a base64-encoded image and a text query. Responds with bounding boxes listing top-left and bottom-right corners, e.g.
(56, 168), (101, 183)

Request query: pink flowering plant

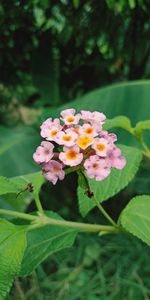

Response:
(0, 108), (150, 299)
(33, 108), (126, 186)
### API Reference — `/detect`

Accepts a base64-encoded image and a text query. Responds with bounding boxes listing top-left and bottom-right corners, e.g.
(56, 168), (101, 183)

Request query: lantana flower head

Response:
(33, 108), (126, 185)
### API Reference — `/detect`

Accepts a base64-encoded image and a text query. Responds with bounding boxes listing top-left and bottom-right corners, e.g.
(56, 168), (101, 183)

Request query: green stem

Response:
(93, 197), (117, 227)
(33, 193), (44, 215)
(65, 166), (80, 175)
(34, 216), (117, 233)
(142, 150), (150, 159)
(0, 209), (117, 234)
(0, 209), (37, 221)
(133, 131), (150, 160)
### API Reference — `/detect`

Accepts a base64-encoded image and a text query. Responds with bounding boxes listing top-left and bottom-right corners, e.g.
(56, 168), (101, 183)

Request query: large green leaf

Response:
(0, 219), (27, 299)
(20, 211), (77, 276)
(78, 145), (142, 217)
(40, 80), (150, 146)
(120, 195), (150, 246)
(0, 126), (40, 177)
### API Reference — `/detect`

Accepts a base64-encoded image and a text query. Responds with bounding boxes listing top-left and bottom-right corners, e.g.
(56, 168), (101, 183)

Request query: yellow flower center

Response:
(66, 150), (78, 160)
(66, 116), (75, 123)
(96, 143), (106, 151)
(84, 127), (93, 134)
(62, 135), (72, 142)
(77, 136), (93, 150)
(49, 129), (58, 137)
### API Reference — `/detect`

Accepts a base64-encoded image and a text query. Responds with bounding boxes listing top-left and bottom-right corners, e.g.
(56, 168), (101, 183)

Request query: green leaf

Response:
(0, 126), (40, 177)
(135, 120), (150, 132)
(0, 219), (27, 299)
(120, 195), (150, 246)
(78, 145), (142, 217)
(0, 172), (44, 212)
(20, 211), (77, 276)
(104, 116), (133, 133)
(0, 176), (21, 196)
(77, 171), (89, 190)
(0, 137), (22, 156)
(11, 171), (45, 207)
(77, 186), (95, 217)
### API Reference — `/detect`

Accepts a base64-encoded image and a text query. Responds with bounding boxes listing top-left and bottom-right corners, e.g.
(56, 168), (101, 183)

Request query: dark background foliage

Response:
(1, 0), (150, 111)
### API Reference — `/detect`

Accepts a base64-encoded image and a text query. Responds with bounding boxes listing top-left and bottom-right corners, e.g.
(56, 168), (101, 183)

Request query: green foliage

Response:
(120, 195), (150, 246)
(78, 145), (142, 217)
(77, 186), (94, 218)
(134, 120), (150, 139)
(0, 126), (40, 177)
(9, 234), (150, 300)
(0, 172), (44, 211)
(0, 219), (27, 299)
(20, 211), (77, 276)
(104, 115), (133, 133)
(0, 1), (150, 105)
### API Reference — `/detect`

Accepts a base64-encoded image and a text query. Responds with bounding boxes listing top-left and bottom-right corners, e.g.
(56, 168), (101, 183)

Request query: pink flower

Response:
(59, 145), (83, 166)
(81, 110), (93, 121)
(40, 118), (62, 141)
(81, 110), (106, 125)
(84, 155), (110, 181)
(106, 146), (126, 169)
(92, 138), (110, 157)
(79, 123), (99, 137)
(61, 108), (81, 125)
(100, 130), (117, 143)
(55, 129), (78, 147)
(91, 111), (106, 125)
(40, 118), (52, 130)
(33, 141), (54, 164)
(43, 160), (65, 185)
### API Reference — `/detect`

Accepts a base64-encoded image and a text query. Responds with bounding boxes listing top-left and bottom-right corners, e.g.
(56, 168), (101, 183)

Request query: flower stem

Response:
(33, 193), (44, 215)
(93, 197), (117, 227)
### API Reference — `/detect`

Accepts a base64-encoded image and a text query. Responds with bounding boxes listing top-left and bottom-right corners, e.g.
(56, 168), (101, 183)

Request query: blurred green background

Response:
(0, 0), (150, 299)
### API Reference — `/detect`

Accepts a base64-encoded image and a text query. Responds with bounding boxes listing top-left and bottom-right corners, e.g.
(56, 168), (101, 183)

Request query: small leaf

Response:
(135, 120), (150, 132)
(0, 172), (44, 211)
(120, 195), (150, 246)
(104, 116), (133, 133)
(78, 145), (142, 217)
(20, 211), (77, 276)
(0, 219), (27, 299)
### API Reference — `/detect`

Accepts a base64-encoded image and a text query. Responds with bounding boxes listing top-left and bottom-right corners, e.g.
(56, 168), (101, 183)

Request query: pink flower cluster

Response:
(33, 109), (126, 185)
